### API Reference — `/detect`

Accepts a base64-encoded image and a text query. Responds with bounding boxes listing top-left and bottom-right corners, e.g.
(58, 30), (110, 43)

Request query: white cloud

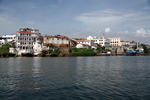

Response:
(75, 9), (150, 43)
(136, 28), (150, 37)
(143, 6), (150, 10)
(76, 9), (123, 25)
(105, 27), (111, 33)
(75, 9), (150, 31)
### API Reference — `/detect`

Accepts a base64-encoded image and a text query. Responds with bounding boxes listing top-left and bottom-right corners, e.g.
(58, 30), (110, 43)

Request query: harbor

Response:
(0, 28), (150, 57)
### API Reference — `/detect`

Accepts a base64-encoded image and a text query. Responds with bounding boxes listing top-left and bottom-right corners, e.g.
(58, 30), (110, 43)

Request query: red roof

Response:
(43, 35), (69, 39)
(17, 31), (32, 34)
(76, 39), (90, 42)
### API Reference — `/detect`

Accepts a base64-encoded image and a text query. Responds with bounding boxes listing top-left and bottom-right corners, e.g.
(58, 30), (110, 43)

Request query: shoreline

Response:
(0, 54), (150, 58)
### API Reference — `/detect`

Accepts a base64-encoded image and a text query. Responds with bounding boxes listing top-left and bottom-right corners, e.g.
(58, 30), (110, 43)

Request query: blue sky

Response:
(0, 0), (150, 43)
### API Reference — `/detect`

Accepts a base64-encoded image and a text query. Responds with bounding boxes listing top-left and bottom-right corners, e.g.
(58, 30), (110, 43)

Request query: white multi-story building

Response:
(120, 41), (131, 46)
(77, 39), (94, 46)
(107, 37), (121, 47)
(0, 37), (7, 45)
(0, 34), (16, 46)
(16, 28), (41, 55)
(87, 35), (110, 47)
(2, 34), (16, 43)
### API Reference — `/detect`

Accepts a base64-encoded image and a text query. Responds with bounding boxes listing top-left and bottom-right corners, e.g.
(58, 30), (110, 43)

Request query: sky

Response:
(0, 0), (150, 43)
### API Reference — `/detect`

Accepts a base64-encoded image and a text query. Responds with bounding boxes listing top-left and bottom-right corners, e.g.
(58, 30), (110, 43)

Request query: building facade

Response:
(2, 34), (16, 43)
(33, 37), (43, 55)
(76, 44), (90, 49)
(108, 37), (121, 47)
(0, 37), (7, 46)
(120, 41), (131, 46)
(77, 39), (94, 46)
(87, 35), (110, 47)
(43, 35), (76, 48)
(16, 28), (41, 55)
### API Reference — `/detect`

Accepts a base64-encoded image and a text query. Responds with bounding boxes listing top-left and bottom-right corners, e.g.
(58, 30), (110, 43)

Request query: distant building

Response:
(43, 35), (76, 48)
(120, 41), (130, 46)
(76, 39), (94, 46)
(95, 35), (110, 47)
(16, 28), (41, 55)
(76, 44), (90, 49)
(0, 37), (7, 46)
(107, 37), (121, 47)
(87, 36), (97, 40)
(2, 34), (16, 43)
(87, 35), (110, 47)
(129, 41), (137, 47)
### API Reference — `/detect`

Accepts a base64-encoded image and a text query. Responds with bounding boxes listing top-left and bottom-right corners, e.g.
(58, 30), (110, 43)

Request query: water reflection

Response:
(32, 57), (41, 76)
(0, 57), (150, 100)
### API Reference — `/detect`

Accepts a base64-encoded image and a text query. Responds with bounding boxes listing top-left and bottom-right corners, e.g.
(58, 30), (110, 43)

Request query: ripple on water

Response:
(0, 57), (150, 100)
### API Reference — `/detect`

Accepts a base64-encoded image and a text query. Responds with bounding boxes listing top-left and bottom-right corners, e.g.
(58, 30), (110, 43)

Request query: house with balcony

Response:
(16, 28), (41, 55)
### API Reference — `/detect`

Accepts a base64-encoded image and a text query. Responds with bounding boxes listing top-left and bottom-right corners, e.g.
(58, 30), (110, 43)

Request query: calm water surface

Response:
(0, 56), (150, 100)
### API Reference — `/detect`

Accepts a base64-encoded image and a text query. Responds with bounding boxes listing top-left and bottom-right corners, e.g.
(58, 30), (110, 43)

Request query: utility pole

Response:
(137, 42), (138, 50)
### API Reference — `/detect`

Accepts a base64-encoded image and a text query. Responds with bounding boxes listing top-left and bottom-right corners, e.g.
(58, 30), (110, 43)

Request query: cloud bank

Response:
(0, 0), (150, 43)
(75, 9), (150, 43)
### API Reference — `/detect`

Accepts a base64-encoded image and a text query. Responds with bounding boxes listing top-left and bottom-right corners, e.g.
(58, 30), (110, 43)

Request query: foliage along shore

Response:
(0, 44), (150, 57)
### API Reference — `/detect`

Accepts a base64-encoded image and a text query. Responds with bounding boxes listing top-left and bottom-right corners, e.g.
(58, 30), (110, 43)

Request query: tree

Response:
(0, 44), (11, 57)
(51, 49), (60, 56)
(41, 50), (47, 56)
(132, 45), (137, 50)
(141, 44), (149, 53)
(70, 48), (96, 56)
(96, 46), (105, 53)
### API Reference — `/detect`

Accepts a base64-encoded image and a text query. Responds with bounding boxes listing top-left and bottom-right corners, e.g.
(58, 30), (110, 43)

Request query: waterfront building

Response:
(129, 41), (137, 47)
(2, 34), (16, 43)
(95, 35), (110, 47)
(0, 34), (16, 46)
(87, 35), (110, 48)
(120, 41), (131, 46)
(76, 43), (90, 49)
(0, 37), (7, 46)
(107, 37), (121, 47)
(76, 39), (94, 46)
(16, 28), (41, 55)
(33, 36), (43, 55)
(43, 35), (76, 48)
